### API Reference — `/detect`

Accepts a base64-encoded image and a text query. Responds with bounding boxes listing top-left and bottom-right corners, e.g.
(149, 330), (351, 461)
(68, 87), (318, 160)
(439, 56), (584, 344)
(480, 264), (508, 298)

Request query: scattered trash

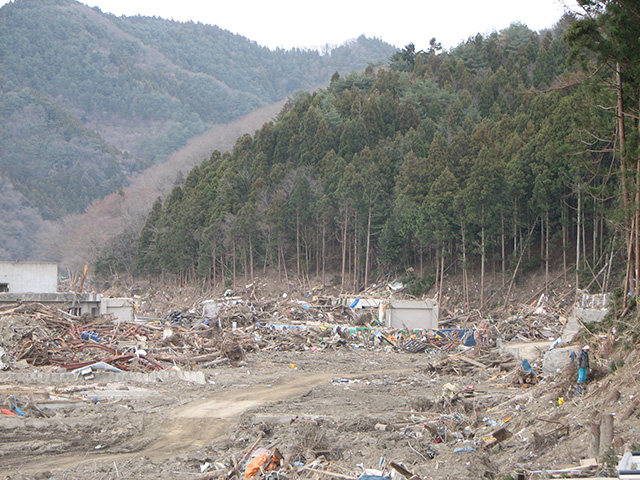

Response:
(483, 427), (512, 449)
(454, 445), (476, 453)
(244, 448), (283, 479)
(80, 331), (103, 342)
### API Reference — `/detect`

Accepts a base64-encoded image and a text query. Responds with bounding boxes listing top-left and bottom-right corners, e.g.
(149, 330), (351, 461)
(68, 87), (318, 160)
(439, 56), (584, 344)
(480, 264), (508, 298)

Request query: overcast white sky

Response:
(2, 0), (581, 51)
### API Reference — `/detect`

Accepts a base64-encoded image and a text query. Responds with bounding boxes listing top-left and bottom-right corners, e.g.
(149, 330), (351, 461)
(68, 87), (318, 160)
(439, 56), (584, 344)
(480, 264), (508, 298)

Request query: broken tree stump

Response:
(600, 414), (614, 455)
(604, 388), (620, 407)
(620, 397), (640, 421)
(587, 421), (600, 458)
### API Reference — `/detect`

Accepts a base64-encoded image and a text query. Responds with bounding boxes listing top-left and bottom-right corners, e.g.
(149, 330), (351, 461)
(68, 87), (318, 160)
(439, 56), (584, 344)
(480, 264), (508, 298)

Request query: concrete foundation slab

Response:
(500, 340), (553, 362)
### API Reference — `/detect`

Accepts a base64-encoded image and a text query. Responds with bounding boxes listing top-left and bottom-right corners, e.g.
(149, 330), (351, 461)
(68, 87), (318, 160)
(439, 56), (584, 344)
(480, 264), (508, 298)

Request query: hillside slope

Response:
(128, 19), (616, 305)
(0, 0), (396, 260)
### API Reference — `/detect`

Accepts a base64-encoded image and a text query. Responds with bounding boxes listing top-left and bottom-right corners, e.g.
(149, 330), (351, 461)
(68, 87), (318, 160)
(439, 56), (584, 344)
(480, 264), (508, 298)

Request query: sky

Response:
(1, 0), (581, 52)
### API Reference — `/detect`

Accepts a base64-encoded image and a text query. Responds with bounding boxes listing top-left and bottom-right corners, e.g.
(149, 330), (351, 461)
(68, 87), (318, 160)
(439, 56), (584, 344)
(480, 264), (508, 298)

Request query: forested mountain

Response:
(0, 0), (395, 260)
(123, 9), (637, 307)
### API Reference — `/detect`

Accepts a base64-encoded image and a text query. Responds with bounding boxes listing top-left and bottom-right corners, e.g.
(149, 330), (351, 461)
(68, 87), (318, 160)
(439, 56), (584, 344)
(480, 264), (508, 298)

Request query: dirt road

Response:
(4, 352), (418, 478)
(2, 348), (636, 480)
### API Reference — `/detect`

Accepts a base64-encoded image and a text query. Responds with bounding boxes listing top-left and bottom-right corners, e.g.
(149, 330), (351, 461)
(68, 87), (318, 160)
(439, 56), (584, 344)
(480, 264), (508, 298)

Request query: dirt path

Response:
(16, 369), (366, 475)
(144, 372), (336, 456)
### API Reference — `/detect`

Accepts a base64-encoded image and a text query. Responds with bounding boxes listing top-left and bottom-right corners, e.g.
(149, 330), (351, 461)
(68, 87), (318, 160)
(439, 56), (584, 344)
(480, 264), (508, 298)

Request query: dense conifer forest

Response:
(123, 2), (640, 311)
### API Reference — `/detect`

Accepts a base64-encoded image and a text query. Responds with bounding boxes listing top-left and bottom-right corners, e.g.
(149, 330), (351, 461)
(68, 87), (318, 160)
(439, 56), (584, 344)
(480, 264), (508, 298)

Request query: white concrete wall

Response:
(0, 262), (58, 293)
(100, 297), (135, 322)
(387, 300), (439, 330)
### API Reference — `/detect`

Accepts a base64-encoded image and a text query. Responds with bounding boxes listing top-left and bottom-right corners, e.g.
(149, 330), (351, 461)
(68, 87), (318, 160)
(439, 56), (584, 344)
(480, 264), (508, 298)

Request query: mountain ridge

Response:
(0, 0), (396, 261)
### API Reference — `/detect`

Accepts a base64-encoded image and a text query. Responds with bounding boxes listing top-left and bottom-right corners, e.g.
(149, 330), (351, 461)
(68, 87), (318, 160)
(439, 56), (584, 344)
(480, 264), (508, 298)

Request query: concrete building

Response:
(0, 261), (58, 293)
(0, 291), (135, 322)
(0, 261), (134, 322)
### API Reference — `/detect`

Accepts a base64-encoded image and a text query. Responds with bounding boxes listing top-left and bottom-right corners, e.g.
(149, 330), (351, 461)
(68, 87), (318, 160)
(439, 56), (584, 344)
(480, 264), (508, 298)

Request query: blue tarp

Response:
(435, 329), (476, 346)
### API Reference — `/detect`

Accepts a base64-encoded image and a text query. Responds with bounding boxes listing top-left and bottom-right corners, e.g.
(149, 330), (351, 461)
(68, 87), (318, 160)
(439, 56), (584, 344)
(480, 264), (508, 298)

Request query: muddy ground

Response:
(1, 338), (639, 480)
(1, 274), (639, 480)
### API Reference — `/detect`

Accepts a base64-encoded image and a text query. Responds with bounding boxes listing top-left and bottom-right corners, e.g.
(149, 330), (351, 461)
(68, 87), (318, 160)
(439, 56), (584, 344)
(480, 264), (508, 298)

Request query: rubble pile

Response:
(0, 303), (164, 372)
(2, 282), (638, 480)
(0, 298), (490, 375)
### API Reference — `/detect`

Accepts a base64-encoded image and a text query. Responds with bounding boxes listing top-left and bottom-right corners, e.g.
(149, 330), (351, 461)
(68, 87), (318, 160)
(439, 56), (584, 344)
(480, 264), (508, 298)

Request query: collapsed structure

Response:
(0, 271), (633, 479)
(0, 261), (135, 321)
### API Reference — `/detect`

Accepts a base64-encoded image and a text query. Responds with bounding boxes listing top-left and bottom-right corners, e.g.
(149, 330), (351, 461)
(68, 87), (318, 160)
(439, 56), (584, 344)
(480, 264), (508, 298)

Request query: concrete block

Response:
(500, 340), (552, 362)
(571, 307), (609, 324)
(543, 345), (580, 375)
(561, 307), (609, 342)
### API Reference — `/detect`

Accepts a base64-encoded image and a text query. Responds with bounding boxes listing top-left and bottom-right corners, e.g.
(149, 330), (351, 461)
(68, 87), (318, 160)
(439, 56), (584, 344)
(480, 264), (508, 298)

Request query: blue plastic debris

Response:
(80, 331), (102, 342)
(436, 329), (476, 346)
(454, 445), (476, 453)
(521, 359), (534, 372)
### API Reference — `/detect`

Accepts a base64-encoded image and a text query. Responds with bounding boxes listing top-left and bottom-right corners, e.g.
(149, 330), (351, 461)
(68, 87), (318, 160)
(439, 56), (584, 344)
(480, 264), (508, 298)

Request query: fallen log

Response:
(458, 356), (487, 370)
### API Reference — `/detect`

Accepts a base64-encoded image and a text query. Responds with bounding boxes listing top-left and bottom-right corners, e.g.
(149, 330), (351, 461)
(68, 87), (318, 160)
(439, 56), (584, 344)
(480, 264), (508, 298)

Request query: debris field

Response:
(0, 284), (638, 480)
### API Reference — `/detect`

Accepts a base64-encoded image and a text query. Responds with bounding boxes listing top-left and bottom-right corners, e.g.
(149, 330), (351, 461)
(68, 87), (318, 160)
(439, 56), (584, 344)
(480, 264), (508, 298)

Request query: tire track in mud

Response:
(144, 372), (335, 455)
(15, 371), (348, 474)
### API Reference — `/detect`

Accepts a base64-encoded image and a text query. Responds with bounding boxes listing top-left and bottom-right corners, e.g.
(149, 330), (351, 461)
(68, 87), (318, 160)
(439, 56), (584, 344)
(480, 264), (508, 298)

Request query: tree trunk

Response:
(232, 240), (237, 288)
(541, 211), (545, 266)
(315, 224), (319, 277)
(593, 203), (597, 267)
(296, 211), (301, 279)
(341, 207), (348, 292)
(562, 203), (567, 283)
(545, 210), (550, 295)
(481, 208), (486, 307)
(351, 212), (358, 292)
(600, 414), (614, 456)
(620, 397), (640, 421)
(243, 244), (248, 285)
(364, 204), (372, 290)
(461, 221), (469, 310)
(501, 213), (506, 287)
(503, 217), (538, 309)
(263, 233), (271, 274)
(605, 388), (620, 407)
(435, 247), (440, 298)
(212, 247), (217, 289)
(280, 244), (289, 283)
(439, 245), (445, 302)
(353, 211), (358, 291)
(576, 187), (581, 292)
(624, 216), (635, 304)
(513, 200), (518, 261)
(249, 235), (254, 283)
(277, 243), (282, 281)
(322, 224), (326, 286)
(587, 421), (600, 459)
(635, 95), (640, 296)
(617, 62), (632, 307)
